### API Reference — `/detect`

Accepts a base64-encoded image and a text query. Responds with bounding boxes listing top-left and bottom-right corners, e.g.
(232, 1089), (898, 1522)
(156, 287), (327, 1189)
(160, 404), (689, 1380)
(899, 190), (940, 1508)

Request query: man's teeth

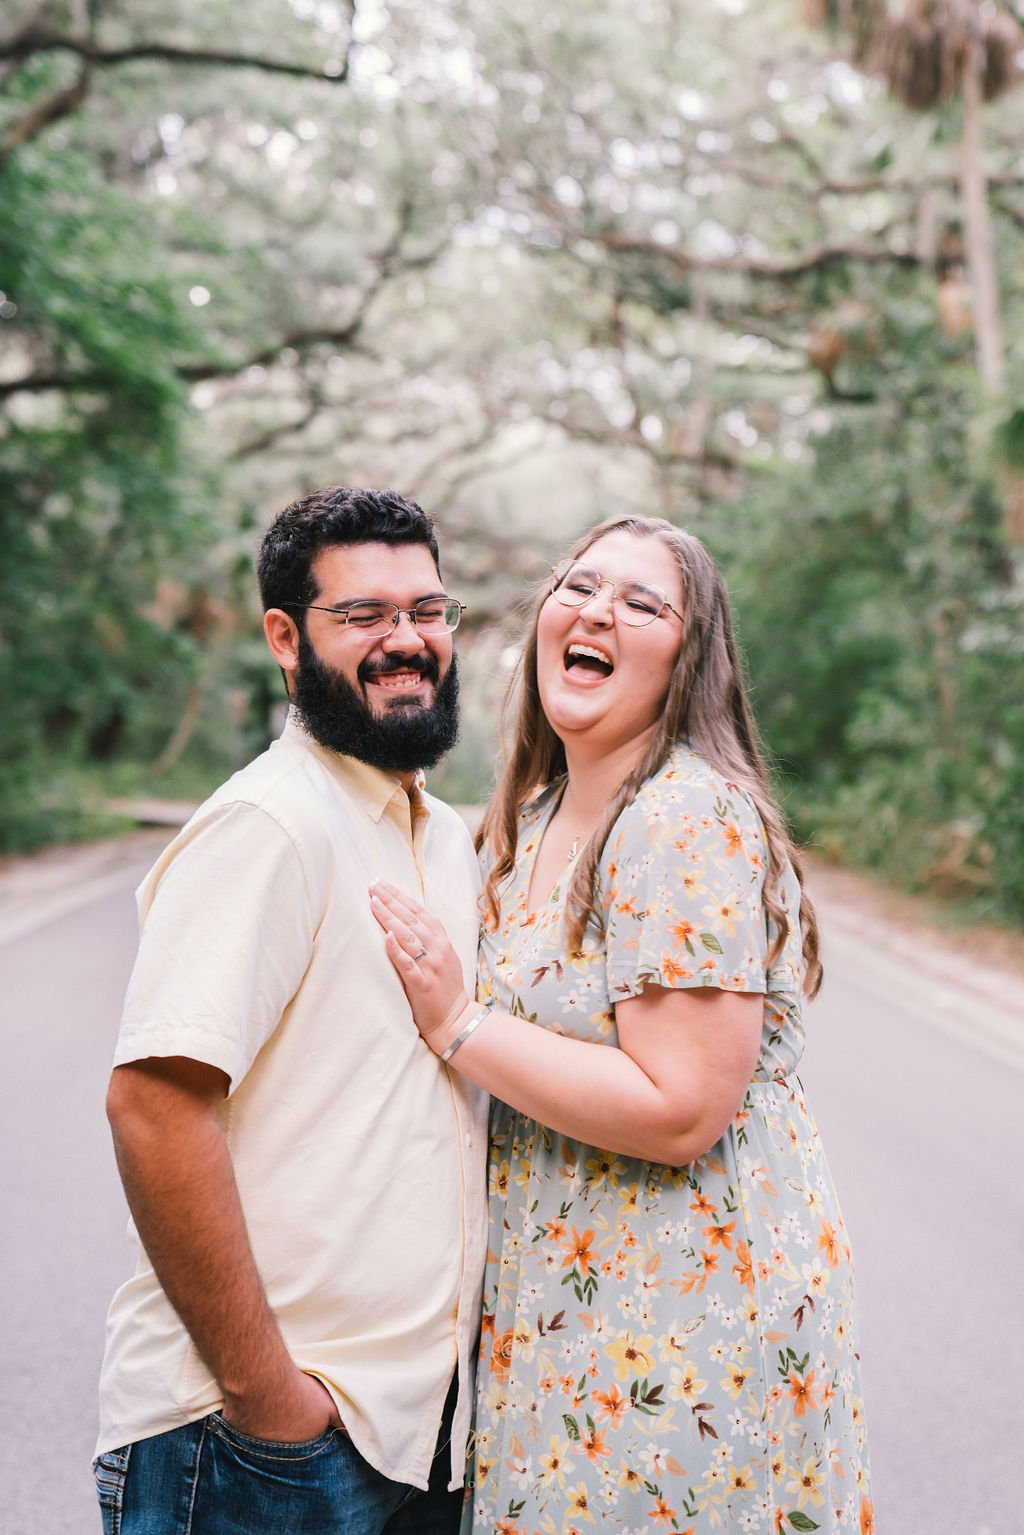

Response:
(372, 673), (424, 689)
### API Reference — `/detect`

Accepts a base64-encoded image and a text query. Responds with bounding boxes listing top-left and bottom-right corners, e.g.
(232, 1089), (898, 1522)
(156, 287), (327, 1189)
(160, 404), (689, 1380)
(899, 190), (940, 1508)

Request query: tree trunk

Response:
(959, 27), (1005, 394)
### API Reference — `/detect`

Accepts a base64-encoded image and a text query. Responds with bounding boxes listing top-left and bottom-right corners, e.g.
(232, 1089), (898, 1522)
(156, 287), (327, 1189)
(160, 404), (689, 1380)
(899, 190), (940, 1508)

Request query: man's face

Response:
(289, 542), (460, 774)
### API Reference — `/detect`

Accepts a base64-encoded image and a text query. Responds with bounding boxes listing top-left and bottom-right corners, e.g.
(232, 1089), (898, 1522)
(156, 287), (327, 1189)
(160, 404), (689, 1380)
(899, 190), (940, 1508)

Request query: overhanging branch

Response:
(589, 229), (921, 279)
(0, 25), (352, 81)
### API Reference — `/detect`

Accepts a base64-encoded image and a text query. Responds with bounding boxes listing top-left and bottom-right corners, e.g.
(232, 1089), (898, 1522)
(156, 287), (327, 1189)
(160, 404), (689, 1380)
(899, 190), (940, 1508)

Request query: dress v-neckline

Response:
(523, 783), (579, 920)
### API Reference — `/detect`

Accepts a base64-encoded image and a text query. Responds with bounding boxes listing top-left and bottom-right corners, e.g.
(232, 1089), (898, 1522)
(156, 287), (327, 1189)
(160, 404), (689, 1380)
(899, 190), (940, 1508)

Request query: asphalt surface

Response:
(1, 835), (1021, 1534)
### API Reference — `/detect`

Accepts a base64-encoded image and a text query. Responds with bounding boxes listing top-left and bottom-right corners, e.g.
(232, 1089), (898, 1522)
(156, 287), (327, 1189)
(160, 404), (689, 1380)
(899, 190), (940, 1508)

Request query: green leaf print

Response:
(562, 1414), (580, 1442)
(700, 932), (724, 954)
(787, 1513), (821, 1532)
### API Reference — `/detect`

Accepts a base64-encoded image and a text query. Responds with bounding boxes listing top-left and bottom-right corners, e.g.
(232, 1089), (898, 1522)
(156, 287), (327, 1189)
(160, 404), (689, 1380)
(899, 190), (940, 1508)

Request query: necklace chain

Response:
(568, 837), (580, 861)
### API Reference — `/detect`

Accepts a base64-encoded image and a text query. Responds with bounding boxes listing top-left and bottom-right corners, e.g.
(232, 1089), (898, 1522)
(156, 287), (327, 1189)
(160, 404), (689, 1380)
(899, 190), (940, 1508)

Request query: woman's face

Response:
(535, 528), (685, 762)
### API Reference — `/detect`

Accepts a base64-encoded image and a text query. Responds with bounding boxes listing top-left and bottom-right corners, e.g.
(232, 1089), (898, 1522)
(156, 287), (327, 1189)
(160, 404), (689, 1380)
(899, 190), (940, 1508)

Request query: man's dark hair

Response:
(256, 486), (441, 616)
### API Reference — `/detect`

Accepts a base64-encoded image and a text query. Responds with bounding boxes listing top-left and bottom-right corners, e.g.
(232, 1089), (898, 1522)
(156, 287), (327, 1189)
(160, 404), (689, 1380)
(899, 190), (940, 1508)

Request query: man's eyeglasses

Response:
(283, 596), (467, 639)
(550, 562), (682, 628)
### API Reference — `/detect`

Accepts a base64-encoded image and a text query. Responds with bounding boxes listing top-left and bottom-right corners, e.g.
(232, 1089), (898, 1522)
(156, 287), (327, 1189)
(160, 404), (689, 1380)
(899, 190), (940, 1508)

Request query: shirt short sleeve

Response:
(115, 801), (316, 1090)
(601, 759), (769, 1000)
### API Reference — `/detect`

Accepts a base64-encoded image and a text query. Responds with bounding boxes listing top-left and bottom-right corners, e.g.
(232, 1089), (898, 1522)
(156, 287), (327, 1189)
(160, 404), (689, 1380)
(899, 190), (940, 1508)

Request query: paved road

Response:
(1, 841), (1021, 1534)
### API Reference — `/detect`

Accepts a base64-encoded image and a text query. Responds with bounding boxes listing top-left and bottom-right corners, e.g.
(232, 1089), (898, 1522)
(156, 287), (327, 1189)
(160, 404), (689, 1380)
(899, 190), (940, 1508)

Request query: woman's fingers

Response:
(370, 880), (439, 937)
(370, 896), (423, 958)
(383, 930), (419, 970)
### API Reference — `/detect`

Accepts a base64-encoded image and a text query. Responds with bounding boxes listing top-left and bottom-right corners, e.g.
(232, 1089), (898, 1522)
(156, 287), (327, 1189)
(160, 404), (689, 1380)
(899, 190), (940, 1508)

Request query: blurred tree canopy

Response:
(1, 0), (1022, 920)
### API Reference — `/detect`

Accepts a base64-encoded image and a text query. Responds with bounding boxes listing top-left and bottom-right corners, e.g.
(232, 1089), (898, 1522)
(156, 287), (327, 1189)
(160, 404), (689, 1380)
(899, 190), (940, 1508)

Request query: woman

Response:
(371, 516), (872, 1535)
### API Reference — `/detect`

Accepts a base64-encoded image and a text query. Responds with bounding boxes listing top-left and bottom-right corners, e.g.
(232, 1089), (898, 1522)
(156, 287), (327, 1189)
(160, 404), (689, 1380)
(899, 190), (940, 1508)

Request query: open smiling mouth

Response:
(366, 671), (427, 691)
(564, 643), (614, 679)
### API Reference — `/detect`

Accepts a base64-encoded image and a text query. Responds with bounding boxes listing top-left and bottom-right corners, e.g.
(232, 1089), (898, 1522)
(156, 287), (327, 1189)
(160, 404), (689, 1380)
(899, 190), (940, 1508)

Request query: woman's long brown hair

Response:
(475, 515), (822, 997)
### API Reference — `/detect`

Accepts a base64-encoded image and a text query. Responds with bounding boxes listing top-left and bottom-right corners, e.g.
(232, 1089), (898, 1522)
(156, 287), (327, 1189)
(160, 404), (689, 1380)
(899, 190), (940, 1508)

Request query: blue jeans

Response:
(93, 1392), (463, 1535)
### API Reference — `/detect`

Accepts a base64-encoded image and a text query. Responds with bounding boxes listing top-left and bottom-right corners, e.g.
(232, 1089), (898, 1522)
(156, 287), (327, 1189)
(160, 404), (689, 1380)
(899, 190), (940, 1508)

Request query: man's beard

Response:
(292, 631), (460, 773)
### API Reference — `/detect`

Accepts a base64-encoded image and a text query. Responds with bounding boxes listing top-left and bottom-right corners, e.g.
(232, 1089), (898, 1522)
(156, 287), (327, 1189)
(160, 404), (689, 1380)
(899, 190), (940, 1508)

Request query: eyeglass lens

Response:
(345, 598), (462, 635)
(552, 563), (666, 626)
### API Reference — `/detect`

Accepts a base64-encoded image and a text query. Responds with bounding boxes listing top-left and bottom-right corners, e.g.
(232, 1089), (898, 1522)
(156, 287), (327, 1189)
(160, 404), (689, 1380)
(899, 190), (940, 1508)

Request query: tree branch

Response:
(0, 26), (351, 81)
(588, 229), (921, 279)
(0, 62), (89, 161)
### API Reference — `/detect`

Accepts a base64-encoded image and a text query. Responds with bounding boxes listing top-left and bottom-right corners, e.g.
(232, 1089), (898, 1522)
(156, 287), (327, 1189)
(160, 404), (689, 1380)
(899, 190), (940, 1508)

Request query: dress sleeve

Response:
(114, 801), (316, 1091)
(600, 769), (769, 999)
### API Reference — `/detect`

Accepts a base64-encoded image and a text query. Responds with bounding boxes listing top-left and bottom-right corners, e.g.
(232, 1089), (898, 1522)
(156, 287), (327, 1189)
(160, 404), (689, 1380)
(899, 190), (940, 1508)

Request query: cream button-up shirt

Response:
(96, 714), (488, 1490)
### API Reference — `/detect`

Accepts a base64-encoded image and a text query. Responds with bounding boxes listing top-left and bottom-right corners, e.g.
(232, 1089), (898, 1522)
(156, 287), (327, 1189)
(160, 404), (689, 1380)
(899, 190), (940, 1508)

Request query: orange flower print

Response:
(490, 1329), (515, 1384)
(668, 917), (696, 945)
(560, 1226), (598, 1277)
(579, 1423), (612, 1463)
(860, 1495), (876, 1534)
(593, 1383), (630, 1427)
(689, 1191), (717, 1220)
(723, 821), (744, 856)
(703, 1218), (735, 1250)
(732, 1240), (754, 1289)
(787, 1367), (821, 1417)
(818, 1219), (842, 1268)
(650, 1496), (678, 1526)
(662, 955), (694, 983)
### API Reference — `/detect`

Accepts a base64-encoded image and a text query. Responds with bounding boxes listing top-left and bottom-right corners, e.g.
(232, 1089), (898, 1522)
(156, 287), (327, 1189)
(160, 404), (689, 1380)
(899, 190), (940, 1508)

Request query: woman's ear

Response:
(263, 609), (301, 678)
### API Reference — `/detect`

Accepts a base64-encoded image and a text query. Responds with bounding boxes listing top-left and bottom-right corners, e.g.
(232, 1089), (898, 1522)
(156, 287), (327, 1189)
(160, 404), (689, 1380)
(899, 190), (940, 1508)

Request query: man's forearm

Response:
(107, 1059), (336, 1438)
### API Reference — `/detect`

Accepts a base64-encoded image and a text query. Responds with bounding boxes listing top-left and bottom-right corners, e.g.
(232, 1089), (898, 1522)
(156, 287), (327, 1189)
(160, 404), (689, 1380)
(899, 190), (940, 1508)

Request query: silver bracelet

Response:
(439, 1006), (491, 1063)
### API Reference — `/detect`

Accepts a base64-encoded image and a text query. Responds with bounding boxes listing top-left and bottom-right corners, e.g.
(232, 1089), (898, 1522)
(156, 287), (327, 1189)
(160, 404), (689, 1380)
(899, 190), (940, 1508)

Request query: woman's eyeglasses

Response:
(550, 562), (682, 628)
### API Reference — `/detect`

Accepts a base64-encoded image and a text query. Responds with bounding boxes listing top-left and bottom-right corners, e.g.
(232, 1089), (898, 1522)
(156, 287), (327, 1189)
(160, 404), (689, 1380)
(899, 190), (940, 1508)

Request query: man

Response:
(94, 487), (487, 1535)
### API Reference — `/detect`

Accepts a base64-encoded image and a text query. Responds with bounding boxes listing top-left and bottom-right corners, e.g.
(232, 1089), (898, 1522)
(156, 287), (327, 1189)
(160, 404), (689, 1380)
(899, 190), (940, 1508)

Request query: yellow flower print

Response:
(604, 1331), (657, 1381)
(786, 1455), (826, 1509)
(565, 1480), (595, 1524)
(512, 1318), (537, 1363)
(618, 1182), (642, 1214)
(617, 1458), (645, 1493)
(724, 1462), (755, 1493)
(802, 1258), (830, 1298)
(539, 1434), (572, 1487)
(489, 1160), (510, 1197)
(720, 1363), (751, 1399)
(668, 1359), (708, 1404)
(583, 1152), (627, 1189)
(701, 893), (742, 936)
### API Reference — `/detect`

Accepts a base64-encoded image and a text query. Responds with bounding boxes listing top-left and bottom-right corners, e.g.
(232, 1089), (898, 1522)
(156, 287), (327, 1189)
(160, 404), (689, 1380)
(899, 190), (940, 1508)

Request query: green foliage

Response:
(0, 145), (217, 848)
(718, 301), (1024, 920)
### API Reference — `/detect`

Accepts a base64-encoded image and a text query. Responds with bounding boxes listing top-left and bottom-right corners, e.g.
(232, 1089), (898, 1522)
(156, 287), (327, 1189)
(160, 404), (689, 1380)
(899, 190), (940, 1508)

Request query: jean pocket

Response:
(208, 1414), (342, 1463)
(93, 1445), (132, 1533)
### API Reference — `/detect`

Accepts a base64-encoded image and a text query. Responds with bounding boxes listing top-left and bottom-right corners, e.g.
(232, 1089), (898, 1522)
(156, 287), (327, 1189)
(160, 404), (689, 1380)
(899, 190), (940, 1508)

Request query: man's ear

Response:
(263, 609), (301, 677)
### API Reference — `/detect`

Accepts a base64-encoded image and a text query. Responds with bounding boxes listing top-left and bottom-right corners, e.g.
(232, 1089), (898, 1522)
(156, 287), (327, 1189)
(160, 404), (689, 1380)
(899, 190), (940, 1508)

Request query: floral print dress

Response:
(470, 747), (871, 1535)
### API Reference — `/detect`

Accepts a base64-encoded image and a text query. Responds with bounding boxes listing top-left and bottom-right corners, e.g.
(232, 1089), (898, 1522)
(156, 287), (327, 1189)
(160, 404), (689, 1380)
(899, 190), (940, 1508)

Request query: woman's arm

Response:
(370, 882), (762, 1165)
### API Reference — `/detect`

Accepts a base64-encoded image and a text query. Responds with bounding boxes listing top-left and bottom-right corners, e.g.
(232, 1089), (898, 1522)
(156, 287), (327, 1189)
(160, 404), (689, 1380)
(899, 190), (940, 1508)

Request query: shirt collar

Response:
(282, 709), (426, 824)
